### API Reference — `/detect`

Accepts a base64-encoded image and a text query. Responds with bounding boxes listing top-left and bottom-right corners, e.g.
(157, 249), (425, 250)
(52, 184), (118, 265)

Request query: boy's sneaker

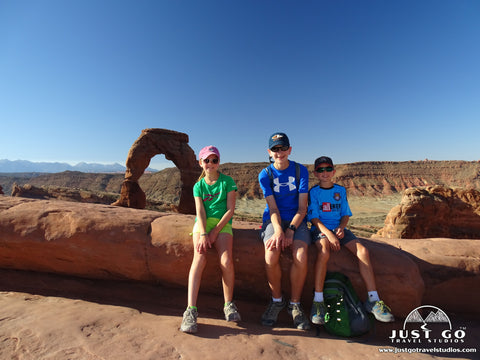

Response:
(288, 303), (311, 330)
(365, 300), (395, 322)
(224, 301), (241, 322)
(261, 298), (286, 327)
(180, 307), (198, 333)
(310, 301), (328, 325)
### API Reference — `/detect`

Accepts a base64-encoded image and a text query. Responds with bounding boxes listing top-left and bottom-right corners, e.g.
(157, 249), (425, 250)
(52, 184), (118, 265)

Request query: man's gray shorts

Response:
(311, 227), (358, 246)
(261, 220), (312, 245)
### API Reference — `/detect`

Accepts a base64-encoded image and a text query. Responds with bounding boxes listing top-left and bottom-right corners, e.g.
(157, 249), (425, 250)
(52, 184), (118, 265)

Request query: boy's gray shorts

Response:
(311, 227), (358, 246)
(260, 220), (312, 245)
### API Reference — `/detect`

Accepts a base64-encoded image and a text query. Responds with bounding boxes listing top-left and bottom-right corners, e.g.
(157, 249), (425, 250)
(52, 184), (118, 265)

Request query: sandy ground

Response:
(1, 269), (478, 360)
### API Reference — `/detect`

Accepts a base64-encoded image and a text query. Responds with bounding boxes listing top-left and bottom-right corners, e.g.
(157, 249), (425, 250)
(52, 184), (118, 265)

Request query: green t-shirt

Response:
(193, 172), (237, 224)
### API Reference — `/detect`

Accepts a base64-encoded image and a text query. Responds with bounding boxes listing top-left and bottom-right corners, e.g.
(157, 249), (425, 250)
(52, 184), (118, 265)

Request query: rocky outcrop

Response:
(376, 186), (480, 239)
(112, 128), (201, 214)
(382, 238), (480, 317)
(0, 196), (425, 318)
(0, 185), (3, 195)
(11, 183), (119, 204)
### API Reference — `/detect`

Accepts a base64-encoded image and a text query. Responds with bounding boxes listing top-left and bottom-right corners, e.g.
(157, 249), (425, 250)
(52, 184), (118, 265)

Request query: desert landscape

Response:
(1, 154), (479, 360)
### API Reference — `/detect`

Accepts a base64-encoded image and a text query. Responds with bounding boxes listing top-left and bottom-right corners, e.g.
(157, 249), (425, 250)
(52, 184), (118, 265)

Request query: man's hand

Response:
(265, 230), (285, 251)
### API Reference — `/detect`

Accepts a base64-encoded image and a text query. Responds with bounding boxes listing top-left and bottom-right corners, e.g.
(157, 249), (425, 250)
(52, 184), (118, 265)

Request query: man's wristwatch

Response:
(288, 224), (297, 232)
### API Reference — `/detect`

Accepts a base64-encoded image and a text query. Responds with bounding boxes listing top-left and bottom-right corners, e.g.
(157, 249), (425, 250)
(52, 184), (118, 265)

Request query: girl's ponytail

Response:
(197, 169), (206, 182)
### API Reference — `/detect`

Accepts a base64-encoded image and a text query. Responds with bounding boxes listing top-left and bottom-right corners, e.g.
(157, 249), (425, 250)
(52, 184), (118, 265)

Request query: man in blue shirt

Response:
(258, 132), (311, 330)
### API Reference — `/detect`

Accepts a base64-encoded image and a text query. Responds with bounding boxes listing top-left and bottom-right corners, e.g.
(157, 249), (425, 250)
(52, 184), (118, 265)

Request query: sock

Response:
(368, 291), (380, 302)
(313, 291), (324, 303)
(272, 296), (283, 303)
(289, 301), (300, 306)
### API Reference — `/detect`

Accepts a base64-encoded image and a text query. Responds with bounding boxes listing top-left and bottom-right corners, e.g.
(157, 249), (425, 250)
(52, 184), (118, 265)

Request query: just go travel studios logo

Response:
(389, 305), (467, 345)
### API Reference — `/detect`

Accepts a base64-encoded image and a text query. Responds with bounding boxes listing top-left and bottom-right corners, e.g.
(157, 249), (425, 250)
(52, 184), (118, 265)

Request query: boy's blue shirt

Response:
(258, 161), (309, 222)
(307, 183), (352, 230)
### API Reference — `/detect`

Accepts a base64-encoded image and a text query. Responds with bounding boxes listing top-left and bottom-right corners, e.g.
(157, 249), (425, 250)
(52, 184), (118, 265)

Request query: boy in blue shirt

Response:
(258, 132), (311, 330)
(307, 156), (394, 324)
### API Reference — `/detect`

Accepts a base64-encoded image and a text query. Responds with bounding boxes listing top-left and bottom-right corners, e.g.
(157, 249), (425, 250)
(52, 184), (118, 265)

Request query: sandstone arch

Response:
(112, 128), (201, 214)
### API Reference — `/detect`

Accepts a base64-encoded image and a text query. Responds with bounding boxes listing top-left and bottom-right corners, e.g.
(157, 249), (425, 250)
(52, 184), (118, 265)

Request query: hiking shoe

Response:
(261, 299), (286, 327)
(180, 307), (198, 333)
(288, 303), (311, 330)
(224, 301), (241, 322)
(365, 300), (395, 322)
(310, 301), (328, 325)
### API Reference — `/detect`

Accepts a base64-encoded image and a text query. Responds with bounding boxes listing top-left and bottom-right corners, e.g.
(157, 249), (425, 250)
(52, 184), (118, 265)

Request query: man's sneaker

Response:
(261, 299), (286, 326)
(224, 301), (241, 322)
(310, 301), (328, 325)
(365, 300), (395, 322)
(180, 307), (198, 333)
(288, 303), (311, 330)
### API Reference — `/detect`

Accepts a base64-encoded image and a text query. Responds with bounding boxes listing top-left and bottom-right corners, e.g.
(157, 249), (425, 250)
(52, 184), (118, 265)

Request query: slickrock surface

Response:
(1, 196), (479, 359)
(0, 196), (422, 317)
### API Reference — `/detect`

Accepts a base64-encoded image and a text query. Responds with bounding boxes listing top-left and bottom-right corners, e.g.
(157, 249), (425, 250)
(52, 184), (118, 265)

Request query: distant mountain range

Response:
(0, 159), (157, 173)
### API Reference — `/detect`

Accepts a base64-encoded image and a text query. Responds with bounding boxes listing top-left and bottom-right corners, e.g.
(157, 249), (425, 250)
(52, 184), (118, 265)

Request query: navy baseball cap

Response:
(268, 132), (290, 149)
(314, 156), (334, 169)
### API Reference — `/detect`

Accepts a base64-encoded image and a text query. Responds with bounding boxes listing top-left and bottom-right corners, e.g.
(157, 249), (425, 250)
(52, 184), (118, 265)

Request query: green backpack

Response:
(323, 272), (372, 337)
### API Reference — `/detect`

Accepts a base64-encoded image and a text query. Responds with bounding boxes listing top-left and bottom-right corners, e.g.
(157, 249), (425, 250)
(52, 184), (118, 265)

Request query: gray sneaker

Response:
(180, 307), (198, 333)
(310, 301), (328, 325)
(261, 299), (286, 326)
(224, 301), (241, 322)
(365, 300), (395, 322)
(288, 303), (311, 330)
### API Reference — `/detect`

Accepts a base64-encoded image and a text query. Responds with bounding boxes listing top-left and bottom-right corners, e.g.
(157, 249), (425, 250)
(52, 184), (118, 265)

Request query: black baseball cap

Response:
(314, 156), (334, 169)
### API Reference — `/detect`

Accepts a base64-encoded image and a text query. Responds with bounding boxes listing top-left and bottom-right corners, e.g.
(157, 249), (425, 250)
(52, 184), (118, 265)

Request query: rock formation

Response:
(111, 128), (201, 214)
(376, 185), (480, 239)
(11, 183), (119, 204)
(382, 238), (480, 317)
(0, 196), (426, 318)
(0, 185), (3, 195)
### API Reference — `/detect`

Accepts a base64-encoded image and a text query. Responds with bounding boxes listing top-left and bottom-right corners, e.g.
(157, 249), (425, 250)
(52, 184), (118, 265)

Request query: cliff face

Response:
(143, 160), (480, 201)
(2, 160), (480, 203)
(333, 160), (480, 197)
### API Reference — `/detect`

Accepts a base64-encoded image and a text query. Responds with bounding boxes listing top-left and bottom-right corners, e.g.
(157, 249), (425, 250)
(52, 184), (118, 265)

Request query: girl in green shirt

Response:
(180, 145), (241, 333)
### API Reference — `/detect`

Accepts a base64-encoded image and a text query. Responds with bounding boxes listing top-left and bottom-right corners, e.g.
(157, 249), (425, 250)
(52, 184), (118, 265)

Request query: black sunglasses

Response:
(315, 166), (334, 173)
(203, 158), (219, 164)
(270, 145), (290, 152)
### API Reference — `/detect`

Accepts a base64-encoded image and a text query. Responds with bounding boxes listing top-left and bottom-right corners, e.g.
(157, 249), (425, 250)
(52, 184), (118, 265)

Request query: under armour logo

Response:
(273, 176), (296, 192)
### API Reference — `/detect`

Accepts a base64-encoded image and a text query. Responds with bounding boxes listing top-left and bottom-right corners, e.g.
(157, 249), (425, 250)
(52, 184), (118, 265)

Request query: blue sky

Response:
(1, 0), (479, 170)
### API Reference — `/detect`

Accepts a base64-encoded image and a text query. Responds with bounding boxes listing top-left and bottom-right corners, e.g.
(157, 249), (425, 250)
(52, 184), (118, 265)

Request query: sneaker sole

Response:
(180, 326), (198, 334)
(311, 317), (325, 325)
(226, 314), (242, 322)
(373, 314), (395, 323)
